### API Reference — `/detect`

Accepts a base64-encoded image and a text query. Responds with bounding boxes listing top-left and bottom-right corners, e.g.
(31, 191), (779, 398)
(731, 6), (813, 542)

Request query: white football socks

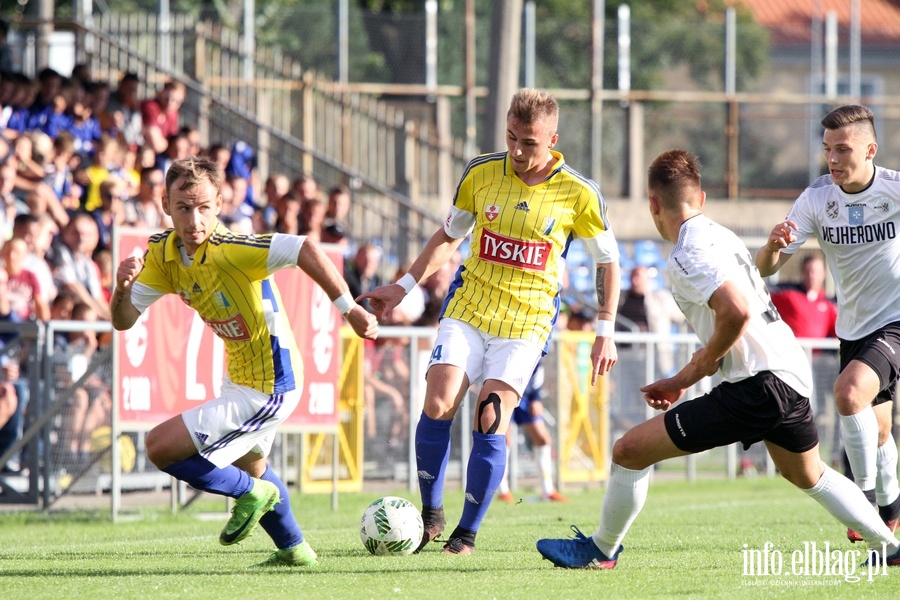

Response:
(803, 463), (899, 554)
(534, 444), (554, 496)
(592, 462), (650, 558)
(876, 435), (900, 508)
(841, 408), (879, 492)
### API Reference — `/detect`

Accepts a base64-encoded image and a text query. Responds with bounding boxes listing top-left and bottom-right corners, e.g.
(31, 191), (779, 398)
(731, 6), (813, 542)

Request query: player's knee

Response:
(476, 393), (502, 435)
(144, 429), (169, 468)
(611, 435), (639, 468)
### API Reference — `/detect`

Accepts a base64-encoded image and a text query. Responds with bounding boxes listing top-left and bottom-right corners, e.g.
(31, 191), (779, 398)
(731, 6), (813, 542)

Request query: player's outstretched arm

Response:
(358, 227), (464, 322)
(296, 240), (378, 340)
(755, 220), (797, 277)
(589, 260), (621, 385)
(111, 255), (144, 331)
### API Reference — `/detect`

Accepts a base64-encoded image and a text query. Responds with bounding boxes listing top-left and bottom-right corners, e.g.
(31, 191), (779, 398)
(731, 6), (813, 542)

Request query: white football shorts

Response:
(427, 318), (542, 397)
(181, 378), (301, 468)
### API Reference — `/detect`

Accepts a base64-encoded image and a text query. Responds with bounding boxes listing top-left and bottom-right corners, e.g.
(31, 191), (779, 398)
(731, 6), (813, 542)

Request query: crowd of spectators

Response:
(0, 54), (363, 475)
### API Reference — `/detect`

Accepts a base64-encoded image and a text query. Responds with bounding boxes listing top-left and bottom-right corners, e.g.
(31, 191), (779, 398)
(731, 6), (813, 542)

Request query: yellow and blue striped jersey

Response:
(135, 224), (303, 394)
(442, 150), (612, 345)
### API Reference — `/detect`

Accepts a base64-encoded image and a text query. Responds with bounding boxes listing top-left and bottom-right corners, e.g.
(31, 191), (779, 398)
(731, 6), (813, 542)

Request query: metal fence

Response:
(0, 316), (879, 513)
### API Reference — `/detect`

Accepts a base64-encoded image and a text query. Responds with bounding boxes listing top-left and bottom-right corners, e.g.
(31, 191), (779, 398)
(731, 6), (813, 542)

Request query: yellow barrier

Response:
(299, 327), (365, 492)
(555, 330), (610, 485)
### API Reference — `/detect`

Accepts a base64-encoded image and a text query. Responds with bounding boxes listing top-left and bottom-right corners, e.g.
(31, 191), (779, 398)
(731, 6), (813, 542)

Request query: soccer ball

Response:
(359, 496), (424, 556)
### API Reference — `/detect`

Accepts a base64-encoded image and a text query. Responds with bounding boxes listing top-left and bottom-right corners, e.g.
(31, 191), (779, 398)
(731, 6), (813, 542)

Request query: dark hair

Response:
(821, 105), (876, 140)
(647, 149), (702, 206)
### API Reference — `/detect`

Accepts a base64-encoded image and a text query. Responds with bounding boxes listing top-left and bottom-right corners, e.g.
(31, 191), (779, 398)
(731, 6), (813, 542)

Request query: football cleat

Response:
(413, 506), (446, 554)
(252, 541), (318, 567)
(848, 528), (864, 543)
(219, 479), (279, 546)
(861, 545), (900, 567)
(496, 491), (515, 503)
(542, 491), (570, 503)
(536, 525), (622, 569)
(442, 536), (475, 555)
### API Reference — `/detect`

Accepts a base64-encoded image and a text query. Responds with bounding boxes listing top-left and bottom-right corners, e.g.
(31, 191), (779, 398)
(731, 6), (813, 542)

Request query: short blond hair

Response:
(507, 88), (559, 130)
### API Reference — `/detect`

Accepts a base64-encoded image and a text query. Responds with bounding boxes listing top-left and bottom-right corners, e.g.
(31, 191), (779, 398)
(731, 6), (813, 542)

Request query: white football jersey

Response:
(784, 166), (900, 341)
(669, 215), (812, 396)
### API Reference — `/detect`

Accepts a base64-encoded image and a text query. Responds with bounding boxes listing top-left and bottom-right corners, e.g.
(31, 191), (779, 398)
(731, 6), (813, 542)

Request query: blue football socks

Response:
(458, 431), (507, 532)
(162, 454), (253, 498)
(258, 465), (304, 549)
(416, 413), (453, 509)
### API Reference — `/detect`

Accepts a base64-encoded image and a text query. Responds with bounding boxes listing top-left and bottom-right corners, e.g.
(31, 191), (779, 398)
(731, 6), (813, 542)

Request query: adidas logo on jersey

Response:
(192, 282), (202, 294)
(515, 201), (530, 212)
(195, 431), (208, 444)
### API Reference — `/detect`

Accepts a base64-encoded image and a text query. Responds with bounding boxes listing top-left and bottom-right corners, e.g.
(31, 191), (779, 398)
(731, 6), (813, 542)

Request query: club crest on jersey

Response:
(874, 198), (895, 215)
(485, 204), (500, 222)
(849, 205), (864, 225)
(542, 217), (556, 235)
(825, 200), (839, 220)
(213, 291), (231, 309)
(479, 229), (551, 271)
(177, 290), (192, 306)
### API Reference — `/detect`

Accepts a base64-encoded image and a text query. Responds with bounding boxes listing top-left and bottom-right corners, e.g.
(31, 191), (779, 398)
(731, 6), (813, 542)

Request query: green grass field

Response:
(2, 476), (898, 599)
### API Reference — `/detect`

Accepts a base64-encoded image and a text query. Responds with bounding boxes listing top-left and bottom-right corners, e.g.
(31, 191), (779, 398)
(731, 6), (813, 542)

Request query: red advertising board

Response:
(114, 228), (341, 431)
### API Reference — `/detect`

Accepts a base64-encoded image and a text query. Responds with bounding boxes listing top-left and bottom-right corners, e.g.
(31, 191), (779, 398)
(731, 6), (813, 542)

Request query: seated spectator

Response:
(2, 237), (49, 321)
(292, 173), (319, 204)
(344, 244), (382, 313)
(44, 132), (79, 211)
(4, 73), (38, 136)
(141, 79), (185, 154)
(124, 165), (169, 230)
(155, 130), (190, 175)
(26, 67), (64, 133)
(180, 124), (202, 156)
(63, 78), (102, 158)
(206, 142), (230, 172)
(273, 192), (301, 234)
(298, 194), (327, 242)
(90, 177), (128, 252)
(74, 134), (128, 212)
(12, 213), (58, 305)
(48, 212), (110, 320)
(325, 184), (351, 231)
(104, 72), (143, 151)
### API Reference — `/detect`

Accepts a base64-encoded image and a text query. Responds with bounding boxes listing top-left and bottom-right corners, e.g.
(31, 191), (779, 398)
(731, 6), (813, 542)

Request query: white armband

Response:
(333, 292), (355, 315)
(396, 273), (417, 295)
(595, 319), (615, 338)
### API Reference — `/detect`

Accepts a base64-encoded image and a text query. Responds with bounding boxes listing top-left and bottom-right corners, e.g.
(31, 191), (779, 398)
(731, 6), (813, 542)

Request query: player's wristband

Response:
(396, 273), (417, 295)
(333, 292), (355, 315)
(595, 319), (615, 338)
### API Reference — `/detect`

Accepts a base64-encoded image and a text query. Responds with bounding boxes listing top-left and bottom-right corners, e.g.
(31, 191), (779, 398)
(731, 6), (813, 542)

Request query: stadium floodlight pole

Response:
(336, 0), (348, 85)
(849, 0), (860, 100)
(617, 3), (630, 108)
(425, 0), (438, 102)
(825, 10), (837, 99)
(591, 0), (605, 185)
(523, 1), (535, 89)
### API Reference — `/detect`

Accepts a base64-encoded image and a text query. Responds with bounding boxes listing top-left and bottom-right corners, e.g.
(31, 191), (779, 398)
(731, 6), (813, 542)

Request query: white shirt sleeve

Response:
(443, 205), (476, 240)
(129, 281), (166, 313)
(580, 228), (620, 263)
(267, 233), (306, 273)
